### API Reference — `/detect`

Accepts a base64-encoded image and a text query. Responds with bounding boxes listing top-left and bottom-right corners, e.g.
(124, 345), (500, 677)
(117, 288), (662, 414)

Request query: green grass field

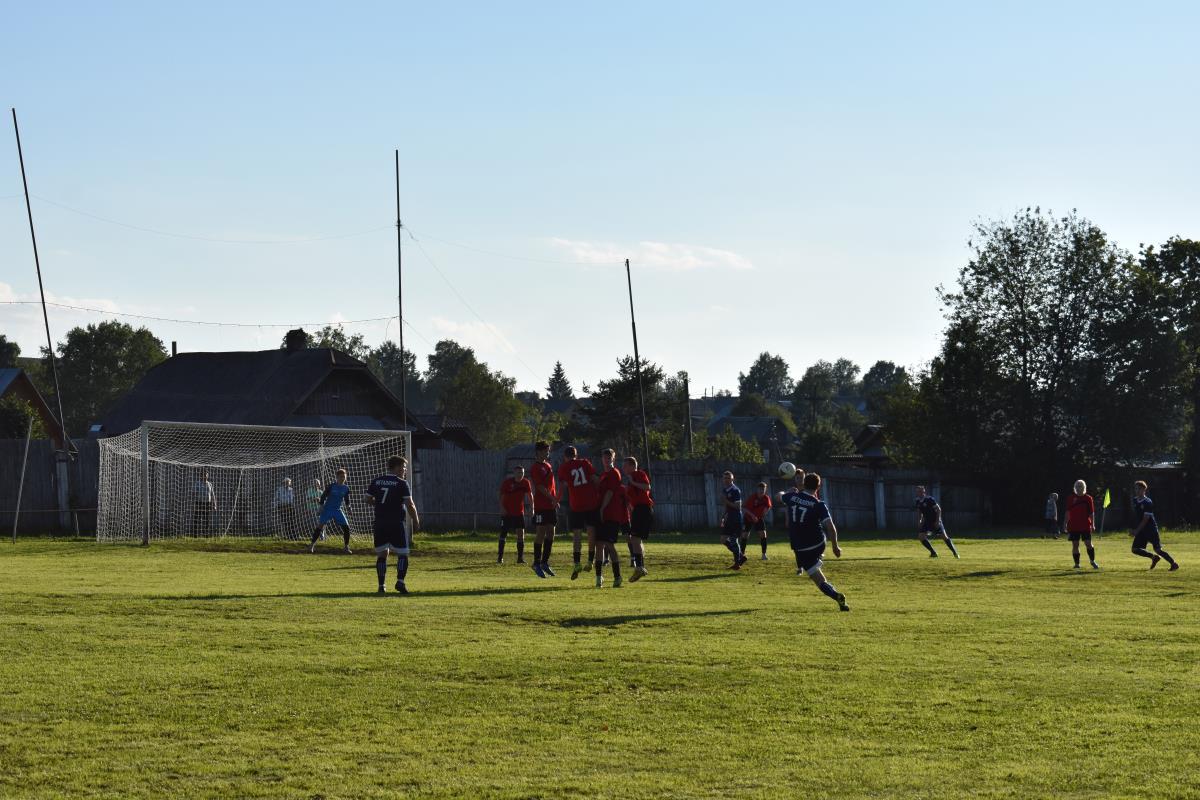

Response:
(1, 532), (1197, 799)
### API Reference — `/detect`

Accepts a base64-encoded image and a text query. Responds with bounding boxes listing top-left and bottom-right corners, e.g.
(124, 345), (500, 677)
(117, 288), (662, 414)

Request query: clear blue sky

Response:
(3, 1), (1197, 395)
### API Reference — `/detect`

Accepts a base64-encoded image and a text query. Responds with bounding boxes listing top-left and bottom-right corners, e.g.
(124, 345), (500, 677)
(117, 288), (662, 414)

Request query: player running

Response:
(742, 481), (772, 560)
(779, 472), (849, 611)
(365, 455), (420, 594)
(497, 465), (532, 564)
(595, 449), (628, 588)
(558, 445), (600, 580)
(719, 471), (747, 569)
(1129, 480), (1179, 571)
(1064, 480), (1098, 569)
(623, 456), (652, 581)
(529, 441), (559, 577)
(309, 468), (353, 554)
(915, 485), (959, 558)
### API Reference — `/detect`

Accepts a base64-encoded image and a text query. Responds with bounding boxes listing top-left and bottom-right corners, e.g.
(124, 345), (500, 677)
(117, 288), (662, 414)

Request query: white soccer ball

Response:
(778, 461), (797, 480)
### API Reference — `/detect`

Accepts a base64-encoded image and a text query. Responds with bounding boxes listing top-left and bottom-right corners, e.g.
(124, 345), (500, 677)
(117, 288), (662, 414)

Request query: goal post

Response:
(98, 421), (411, 543)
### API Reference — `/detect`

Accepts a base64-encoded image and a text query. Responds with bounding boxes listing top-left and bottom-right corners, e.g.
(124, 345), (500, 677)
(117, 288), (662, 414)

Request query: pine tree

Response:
(546, 361), (574, 400)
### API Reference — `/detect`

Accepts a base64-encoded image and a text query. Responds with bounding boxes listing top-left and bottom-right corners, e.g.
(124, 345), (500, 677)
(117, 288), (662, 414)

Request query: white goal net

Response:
(97, 421), (411, 543)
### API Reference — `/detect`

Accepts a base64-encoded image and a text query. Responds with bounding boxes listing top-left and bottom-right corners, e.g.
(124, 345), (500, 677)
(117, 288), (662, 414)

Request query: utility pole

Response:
(625, 259), (651, 470)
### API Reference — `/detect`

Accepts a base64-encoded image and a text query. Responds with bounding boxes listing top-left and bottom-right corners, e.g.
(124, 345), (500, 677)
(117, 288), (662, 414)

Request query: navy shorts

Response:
(722, 513), (743, 537)
(793, 542), (826, 576)
(373, 521), (409, 554)
(630, 505), (653, 538)
(500, 515), (525, 534)
(920, 522), (945, 535)
(1132, 528), (1161, 550)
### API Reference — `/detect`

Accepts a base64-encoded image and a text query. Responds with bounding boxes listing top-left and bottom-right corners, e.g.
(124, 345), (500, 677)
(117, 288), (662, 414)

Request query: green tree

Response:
(831, 358), (861, 397)
(52, 321), (167, 433)
(796, 419), (855, 463)
(861, 360), (908, 420)
(737, 352), (793, 400)
(366, 341), (425, 411)
(791, 361), (837, 428)
(546, 361), (574, 400)
(0, 334), (19, 368)
(423, 340), (478, 410)
(693, 424), (765, 463)
(280, 326), (370, 360)
(439, 359), (528, 449)
(583, 356), (685, 457)
(731, 392), (798, 437)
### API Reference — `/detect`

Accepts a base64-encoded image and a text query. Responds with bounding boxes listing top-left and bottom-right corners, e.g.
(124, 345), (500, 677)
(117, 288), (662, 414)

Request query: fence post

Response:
(874, 473), (886, 530)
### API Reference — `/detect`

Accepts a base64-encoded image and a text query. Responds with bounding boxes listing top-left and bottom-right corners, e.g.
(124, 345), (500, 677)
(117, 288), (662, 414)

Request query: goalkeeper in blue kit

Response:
(309, 468), (353, 554)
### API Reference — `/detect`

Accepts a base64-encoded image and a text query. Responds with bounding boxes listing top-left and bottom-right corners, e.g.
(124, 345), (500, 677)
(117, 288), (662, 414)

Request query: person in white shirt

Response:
(192, 470), (216, 536)
(273, 478), (296, 538)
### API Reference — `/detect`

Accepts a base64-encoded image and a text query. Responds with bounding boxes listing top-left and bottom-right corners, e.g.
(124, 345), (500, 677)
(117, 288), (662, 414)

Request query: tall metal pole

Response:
(12, 417), (33, 544)
(394, 150), (407, 427)
(12, 109), (68, 438)
(683, 375), (693, 458)
(625, 259), (651, 470)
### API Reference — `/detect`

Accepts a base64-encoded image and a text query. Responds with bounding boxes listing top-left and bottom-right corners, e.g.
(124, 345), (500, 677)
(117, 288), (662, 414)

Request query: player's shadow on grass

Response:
(654, 573), (737, 584)
(945, 570), (1008, 580)
(149, 586), (564, 602)
(558, 609), (748, 628)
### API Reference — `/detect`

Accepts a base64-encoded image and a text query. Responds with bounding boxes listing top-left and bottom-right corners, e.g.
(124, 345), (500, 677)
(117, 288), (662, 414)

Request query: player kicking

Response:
(915, 485), (959, 558)
(1064, 479), (1099, 569)
(309, 468), (353, 553)
(366, 455), (420, 594)
(742, 481), (772, 560)
(623, 456), (652, 581)
(1129, 480), (1179, 571)
(719, 471), (747, 569)
(558, 445), (600, 580)
(497, 465), (532, 564)
(529, 441), (559, 578)
(780, 472), (849, 611)
(595, 449), (628, 587)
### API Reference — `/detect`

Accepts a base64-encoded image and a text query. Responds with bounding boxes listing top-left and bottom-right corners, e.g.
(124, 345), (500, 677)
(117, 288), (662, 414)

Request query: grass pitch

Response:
(1, 532), (1197, 799)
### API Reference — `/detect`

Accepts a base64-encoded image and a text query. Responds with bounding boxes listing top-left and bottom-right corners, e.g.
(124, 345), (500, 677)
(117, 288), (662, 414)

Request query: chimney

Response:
(171, 341), (177, 357)
(285, 329), (308, 353)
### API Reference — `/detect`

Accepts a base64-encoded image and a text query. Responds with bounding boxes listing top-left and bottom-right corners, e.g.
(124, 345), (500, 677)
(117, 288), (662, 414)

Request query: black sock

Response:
(944, 537), (959, 557)
(794, 550), (804, 570)
(725, 539), (741, 559)
(1073, 551), (1080, 567)
(533, 541), (543, 564)
(921, 539), (937, 555)
(342, 525), (351, 547)
(311, 527), (321, 544)
(498, 535), (507, 560)
(396, 555), (409, 581)
(543, 536), (553, 564)
(761, 537), (768, 555)
(1086, 546), (1096, 563)
(588, 544), (596, 563)
(1157, 549), (1177, 566)
(376, 557), (387, 586)
(573, 547), (582, 565)
(610, 549), (621, 578)
(517, 538), (525, 561)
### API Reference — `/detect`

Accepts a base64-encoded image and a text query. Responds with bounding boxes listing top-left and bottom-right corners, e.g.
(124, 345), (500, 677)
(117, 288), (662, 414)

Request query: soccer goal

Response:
(97, 421), (411, 543)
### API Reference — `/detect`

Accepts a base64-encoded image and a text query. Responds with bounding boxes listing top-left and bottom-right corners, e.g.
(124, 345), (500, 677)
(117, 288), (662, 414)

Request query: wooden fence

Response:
(14, 438), (1130, 536)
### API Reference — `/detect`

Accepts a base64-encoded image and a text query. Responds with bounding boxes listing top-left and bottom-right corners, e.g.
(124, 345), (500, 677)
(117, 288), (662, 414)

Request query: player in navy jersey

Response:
(779, 472), (849, 611)
(1129, 480), (1178, 571)
(309, 468), (353, 554)
(719, 471), (747, 569)
(915, 486), (959, 558)
(366, 455), (421, 593)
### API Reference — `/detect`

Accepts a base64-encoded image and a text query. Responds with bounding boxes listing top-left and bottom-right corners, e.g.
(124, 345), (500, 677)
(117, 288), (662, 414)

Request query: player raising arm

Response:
(309, 468), (353, 554)
(366, 455), (420, 594)
(1129, 480), (1178, 571)
(781, 472), (849, 611)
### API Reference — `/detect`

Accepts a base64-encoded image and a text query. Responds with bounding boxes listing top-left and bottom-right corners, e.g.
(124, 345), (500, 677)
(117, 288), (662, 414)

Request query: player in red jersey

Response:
(623, 456), (653, 581)
(743, 481), (773, 560)
(557, 445), (601, 580)
(497, 465), (532, 564)
(595, 448), (628, 587)
(528, 441), (559, 578)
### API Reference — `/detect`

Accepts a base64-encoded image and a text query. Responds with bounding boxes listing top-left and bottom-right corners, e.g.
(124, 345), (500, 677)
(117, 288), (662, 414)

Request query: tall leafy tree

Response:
(583, 356), (685, 457)
(791, 361), (837, 428)
(737, 352), (793, 400)
(0, 335), (44, 438)
(546, 361), (574, 400)
(861, 360), (908, 419)
(0, 334), (19, 368)
(52, 320), (168, 433)
(439, 359), (527, 449)
(423, 340), (477, 410)
(366, 341), (425, 411)
(280, 325), (370, 360)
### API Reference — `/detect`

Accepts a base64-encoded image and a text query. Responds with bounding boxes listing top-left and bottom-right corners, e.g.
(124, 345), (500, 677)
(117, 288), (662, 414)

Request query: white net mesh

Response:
(97, 422), (410, 542)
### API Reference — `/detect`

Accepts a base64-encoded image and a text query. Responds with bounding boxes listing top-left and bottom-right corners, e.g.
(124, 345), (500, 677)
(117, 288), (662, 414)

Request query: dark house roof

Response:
(101, 347), (436, 442)
(415, 414), (483, 451)
(0, 368), (74, 451)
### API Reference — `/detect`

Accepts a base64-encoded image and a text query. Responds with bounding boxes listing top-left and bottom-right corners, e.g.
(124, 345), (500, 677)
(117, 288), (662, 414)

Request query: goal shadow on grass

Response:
(558, 609), (749, 628)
